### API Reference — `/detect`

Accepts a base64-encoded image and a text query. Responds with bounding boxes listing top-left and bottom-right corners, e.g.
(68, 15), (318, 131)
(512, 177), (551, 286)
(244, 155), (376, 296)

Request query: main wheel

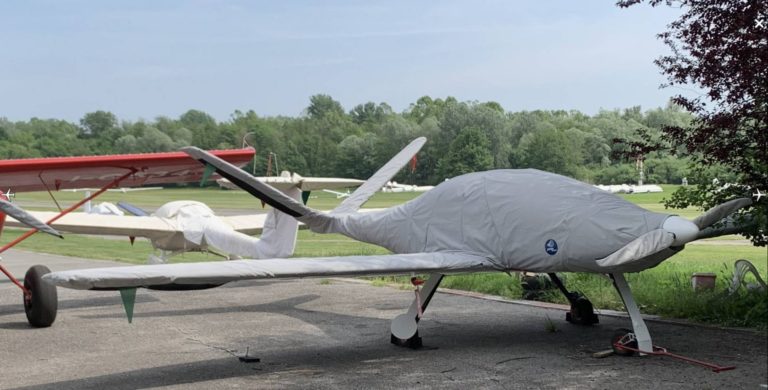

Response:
(23, 265), (58, 327)
(566, 296), (599, 325)
(611, 328), (637, 356)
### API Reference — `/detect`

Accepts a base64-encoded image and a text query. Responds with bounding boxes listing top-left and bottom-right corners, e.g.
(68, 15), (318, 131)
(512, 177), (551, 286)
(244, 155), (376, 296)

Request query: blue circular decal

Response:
(545, 239), (558, 255)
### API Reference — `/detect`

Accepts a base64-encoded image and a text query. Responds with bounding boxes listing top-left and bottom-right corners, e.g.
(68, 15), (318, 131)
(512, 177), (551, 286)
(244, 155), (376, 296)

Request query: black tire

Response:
(568, 296), (598, 325)
(611, 328), (637, 356)
(23, 265), (58, 327)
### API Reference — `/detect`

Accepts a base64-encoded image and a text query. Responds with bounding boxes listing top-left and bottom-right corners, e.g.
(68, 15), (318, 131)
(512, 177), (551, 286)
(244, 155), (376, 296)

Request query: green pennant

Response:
(200, 163), (216, 186)
(119, 288), (137, 324)
(302, 191), (311, 205)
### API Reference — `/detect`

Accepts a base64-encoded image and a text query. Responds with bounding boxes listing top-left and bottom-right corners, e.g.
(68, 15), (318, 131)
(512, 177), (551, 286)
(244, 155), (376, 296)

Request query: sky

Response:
(0, 1), (684, 122)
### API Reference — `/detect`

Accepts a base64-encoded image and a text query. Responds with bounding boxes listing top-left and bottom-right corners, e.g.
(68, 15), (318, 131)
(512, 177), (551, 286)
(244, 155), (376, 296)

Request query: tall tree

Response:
(619, 0), (767, 245)
(306, 94), (345, 120)
(437, 128), (493, 179)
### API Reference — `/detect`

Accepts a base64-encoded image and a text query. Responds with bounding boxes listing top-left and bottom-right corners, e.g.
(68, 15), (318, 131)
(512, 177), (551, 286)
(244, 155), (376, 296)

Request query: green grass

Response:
(3, 186), (767, 329)
(11, 186), (416, 212)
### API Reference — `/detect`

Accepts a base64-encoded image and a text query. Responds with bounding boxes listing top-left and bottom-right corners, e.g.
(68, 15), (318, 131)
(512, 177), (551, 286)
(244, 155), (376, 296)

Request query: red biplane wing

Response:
(0, 149), (255, 192)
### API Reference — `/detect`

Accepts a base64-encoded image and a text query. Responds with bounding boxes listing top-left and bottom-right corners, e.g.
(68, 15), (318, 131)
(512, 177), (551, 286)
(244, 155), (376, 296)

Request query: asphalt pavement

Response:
(1, 250), (766, 389)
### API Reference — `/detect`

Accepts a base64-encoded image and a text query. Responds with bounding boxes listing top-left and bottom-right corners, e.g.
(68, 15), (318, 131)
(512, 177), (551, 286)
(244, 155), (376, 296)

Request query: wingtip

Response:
(180, 146), (204, 158)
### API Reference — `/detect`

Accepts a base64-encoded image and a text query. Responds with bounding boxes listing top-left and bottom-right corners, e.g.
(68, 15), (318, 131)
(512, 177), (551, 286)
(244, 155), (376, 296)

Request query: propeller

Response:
(597, 198), (753, 267)
(692, 198), (753, 231)
(0, 199), (62, 238)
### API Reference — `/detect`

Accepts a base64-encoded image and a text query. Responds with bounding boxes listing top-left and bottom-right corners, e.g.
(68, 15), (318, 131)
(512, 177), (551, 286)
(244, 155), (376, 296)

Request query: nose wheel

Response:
(23, 265), (58, 327)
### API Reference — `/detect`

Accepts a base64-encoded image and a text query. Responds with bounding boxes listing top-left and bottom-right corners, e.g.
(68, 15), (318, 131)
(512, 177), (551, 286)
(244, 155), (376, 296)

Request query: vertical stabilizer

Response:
(331, 137), (426, 215)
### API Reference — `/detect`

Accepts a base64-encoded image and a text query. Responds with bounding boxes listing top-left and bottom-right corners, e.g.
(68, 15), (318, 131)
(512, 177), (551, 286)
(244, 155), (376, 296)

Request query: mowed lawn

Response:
(3, 184), (766, 328)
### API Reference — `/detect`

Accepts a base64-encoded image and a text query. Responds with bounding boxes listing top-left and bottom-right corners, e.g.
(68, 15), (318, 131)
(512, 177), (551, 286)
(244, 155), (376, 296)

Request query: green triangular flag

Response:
(119, 288), (137, 324)
(302, 191), (311, 205)
(200, 163), (216, 186)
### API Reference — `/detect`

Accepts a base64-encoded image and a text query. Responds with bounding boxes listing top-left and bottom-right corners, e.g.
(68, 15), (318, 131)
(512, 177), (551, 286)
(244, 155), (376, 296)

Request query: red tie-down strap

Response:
(411, 277), (425, 318)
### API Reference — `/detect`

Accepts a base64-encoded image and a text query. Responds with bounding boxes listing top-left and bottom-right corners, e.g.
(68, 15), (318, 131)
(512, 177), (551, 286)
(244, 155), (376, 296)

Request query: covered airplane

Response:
(0, 148), (255, 327)
(45, 138), (753, 362)
(5, 198), (301, 263)
(6, 168), (370, 262)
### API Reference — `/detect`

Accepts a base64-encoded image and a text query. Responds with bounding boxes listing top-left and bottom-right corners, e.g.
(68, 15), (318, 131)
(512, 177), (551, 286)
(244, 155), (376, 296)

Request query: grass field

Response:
(3, 184), (767, 329)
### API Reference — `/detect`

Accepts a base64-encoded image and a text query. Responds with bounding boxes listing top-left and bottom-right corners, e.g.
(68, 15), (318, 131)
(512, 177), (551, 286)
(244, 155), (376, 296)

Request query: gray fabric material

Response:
(45, 251), (496, 290)
(48, 169), (694, 291)
(595, 229), (675, 268)
(332, 137), (426, 215)
(0, 199), (62, 238)
(305, 169), (671, 273)
(692, 197), (752, 229)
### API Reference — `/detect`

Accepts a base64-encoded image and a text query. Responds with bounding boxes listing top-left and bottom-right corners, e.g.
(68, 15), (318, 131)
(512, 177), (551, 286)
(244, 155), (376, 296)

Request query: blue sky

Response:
(0, 1), (682, 122)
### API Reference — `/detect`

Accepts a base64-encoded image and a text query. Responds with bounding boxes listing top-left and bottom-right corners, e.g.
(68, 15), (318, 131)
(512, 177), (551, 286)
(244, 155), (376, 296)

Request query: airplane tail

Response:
(181, 137), (426, 234)
(195, 187), (301, 259)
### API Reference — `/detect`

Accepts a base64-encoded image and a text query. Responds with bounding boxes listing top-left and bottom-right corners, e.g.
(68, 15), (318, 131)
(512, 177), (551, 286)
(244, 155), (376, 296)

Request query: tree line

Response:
(0, 95), (697, 186)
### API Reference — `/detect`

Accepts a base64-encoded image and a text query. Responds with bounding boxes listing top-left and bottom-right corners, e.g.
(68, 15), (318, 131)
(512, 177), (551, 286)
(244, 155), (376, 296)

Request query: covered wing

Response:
(218, 214), (271, 235)
(0, 200), (62, 237)
(0, 149), (254, 192)
(4, 211), (177, 240)
(45, 252), (499, 290)
(6, 211), (296, 239)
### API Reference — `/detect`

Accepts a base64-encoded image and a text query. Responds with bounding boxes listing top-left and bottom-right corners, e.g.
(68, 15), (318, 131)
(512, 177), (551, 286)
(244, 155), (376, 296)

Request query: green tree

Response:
(180, 109), (222, 149)
(517, 127), (583, 178)
(437, 128), (493, 179)
(620, 0), (767, 244)
(306, 94), (345, 120)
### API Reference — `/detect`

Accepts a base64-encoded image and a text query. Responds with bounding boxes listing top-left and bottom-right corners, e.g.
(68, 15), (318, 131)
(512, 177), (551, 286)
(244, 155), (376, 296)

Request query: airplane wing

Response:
(0, 199), (62, 238)
(45, 252), (500, 290)
(0, 148), (254, 192)
(4, 211), (178, 240)
(5, 212), (285, 238)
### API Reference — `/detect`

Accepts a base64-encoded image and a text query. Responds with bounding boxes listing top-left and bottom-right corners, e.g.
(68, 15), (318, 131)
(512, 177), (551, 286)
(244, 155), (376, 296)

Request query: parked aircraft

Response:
(323, 189), (351, 199)
(45, 138), (753, 363)
(7, 170), (370, 263)
(0, 148), (255, 327)
(5, 200), (297, 263)
(381, 181), (434, 193)
(217, 172), (363, 200)
(594, 184), (663, 194)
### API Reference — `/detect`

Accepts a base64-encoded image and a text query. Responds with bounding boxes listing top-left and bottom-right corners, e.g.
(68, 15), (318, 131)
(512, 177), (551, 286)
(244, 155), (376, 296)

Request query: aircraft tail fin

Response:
(182, 137), (425, 235)
(199, 198), (300, 259)
(331, 137), (426, 215)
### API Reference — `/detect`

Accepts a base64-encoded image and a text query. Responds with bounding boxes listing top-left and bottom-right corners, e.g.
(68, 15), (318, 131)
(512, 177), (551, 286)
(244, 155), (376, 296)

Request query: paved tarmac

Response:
(0, 250), (766, 389)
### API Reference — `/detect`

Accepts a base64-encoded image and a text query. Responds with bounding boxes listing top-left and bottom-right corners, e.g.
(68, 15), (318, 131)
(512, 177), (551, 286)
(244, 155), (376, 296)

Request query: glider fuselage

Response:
(327, 169), (674, 273)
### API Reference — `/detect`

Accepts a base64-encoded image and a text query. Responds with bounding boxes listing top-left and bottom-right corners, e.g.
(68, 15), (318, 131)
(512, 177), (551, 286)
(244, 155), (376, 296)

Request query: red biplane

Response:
(0, 148), (255, 327)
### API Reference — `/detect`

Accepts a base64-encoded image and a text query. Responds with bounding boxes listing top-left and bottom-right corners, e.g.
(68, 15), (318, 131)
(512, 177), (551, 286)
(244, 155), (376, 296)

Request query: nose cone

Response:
(662, 216), (699, 246)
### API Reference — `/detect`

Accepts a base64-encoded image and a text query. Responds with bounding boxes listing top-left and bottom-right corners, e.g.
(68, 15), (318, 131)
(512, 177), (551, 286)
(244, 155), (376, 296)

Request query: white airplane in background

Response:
(217, 171), (364, 200)
(323, 189), (351, 199)
(595, 184), (664, 194)
(381, 181), (434, 193)
(46, 137), (753, 367)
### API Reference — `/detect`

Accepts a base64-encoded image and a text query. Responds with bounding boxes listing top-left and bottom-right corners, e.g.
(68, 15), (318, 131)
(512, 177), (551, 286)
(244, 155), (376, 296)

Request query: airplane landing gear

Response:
(390, 273), (443, 349)
(23, 265), (58, 327)
(547, 273), (599, 325)
(611, 328), (637, 356)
